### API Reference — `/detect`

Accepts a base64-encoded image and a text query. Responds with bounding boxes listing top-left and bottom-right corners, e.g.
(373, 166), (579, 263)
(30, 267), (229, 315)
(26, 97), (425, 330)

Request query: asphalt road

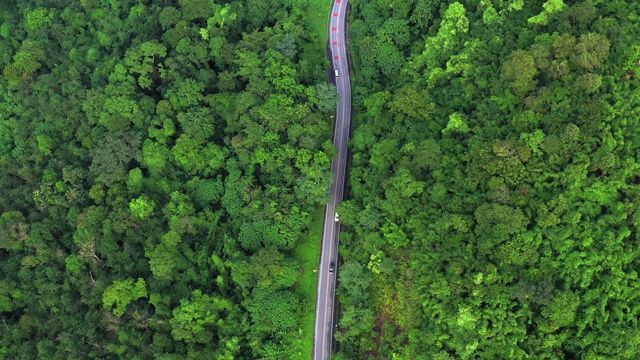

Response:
(313, 0), (351, 359)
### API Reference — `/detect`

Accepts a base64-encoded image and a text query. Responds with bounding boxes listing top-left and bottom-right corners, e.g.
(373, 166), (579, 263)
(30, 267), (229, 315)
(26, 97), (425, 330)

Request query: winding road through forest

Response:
(313, 0), (351, 359)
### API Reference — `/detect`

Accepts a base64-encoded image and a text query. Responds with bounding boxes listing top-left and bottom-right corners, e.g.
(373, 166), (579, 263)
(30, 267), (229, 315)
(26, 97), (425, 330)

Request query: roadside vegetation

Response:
(336, 0), (640, 358)
(305, 0), (333, 50)
(293, 206), (325, 358)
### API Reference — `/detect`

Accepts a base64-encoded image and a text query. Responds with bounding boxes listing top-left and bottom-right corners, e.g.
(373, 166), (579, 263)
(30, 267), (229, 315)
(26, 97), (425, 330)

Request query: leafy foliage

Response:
(0, 0), (333, 357)
(338, 0), (640, 358)
(103, 278), (148, 317)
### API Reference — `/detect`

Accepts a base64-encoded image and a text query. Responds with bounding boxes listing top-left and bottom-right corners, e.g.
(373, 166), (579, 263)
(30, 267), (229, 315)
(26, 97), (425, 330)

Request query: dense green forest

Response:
(0, 0), (337, 358)
(5, 0), (640, 358)
(335, 0), (640, 359)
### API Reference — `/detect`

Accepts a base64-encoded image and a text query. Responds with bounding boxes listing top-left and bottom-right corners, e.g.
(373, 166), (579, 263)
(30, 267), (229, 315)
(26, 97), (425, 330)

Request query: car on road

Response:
(329, 262), (335, 274)
(334, 69), (339, 77)
(334, 212), (339, 222)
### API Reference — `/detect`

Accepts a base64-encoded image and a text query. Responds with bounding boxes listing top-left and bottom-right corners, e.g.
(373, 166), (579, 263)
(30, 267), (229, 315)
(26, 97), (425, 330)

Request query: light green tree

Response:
(572, 33), (611, 71)
(389, 85), (434, 120)
(141, 139), (169, 175)
(24, 7), (54, 34)
(166, 79), (205, 111)
(126, 168), (144, 194)
(171, 290), (232, 343)
(575, 73), (603, 93)
(3, 40), (46, 86)
(501, 50), (538, 95)
(124, 41), (167, 89)
(482, 5), (500, 25)
(129, 196), (155, 219)
(412, 2), (468, 85)
(520, 129), (545, 156)
(540, 291), (580, 332)
(338, 262), (371, 305)
(442, 113), (470, 135)
(103, 278), (148, 317)
(528, 0), (566, 25)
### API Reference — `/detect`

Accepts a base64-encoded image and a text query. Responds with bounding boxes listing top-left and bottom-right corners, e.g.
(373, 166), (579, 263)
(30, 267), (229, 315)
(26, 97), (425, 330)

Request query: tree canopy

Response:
(0, 0), (335, 357)
(336, 0), (640, 358)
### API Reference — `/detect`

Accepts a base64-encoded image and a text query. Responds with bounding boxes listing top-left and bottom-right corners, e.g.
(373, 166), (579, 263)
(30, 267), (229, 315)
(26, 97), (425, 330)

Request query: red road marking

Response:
(332, 41), (338, 45)
(333, 13), (338, 17)
(331, 27), (337, 31)
(337, 0), (341, 3)
(334, 56), (339, 60)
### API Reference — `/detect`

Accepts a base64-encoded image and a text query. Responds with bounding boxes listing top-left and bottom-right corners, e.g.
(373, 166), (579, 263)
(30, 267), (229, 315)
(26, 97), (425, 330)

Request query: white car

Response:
(334, 212), (339, 222)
